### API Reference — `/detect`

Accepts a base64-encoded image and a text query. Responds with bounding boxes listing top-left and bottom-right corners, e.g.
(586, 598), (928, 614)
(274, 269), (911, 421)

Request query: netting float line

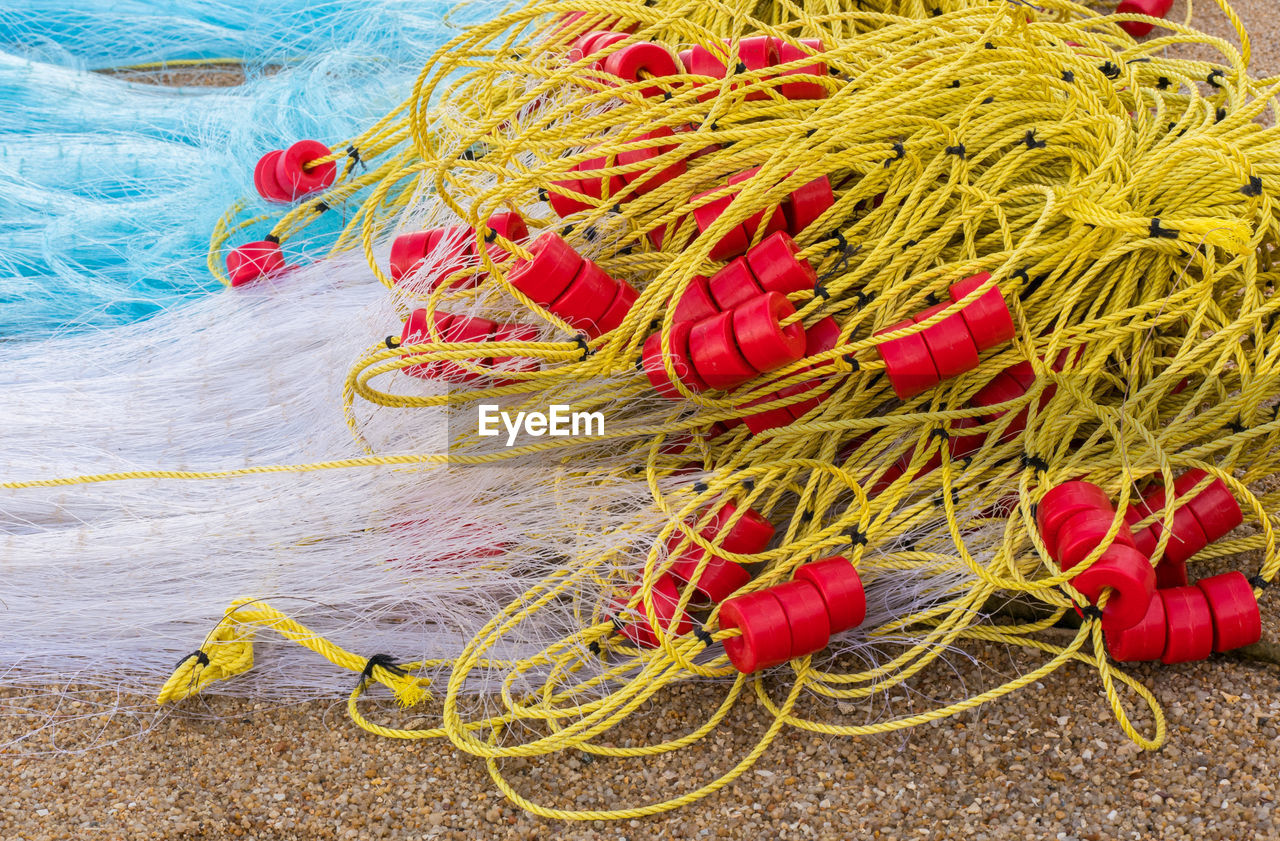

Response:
(5, 0), (1280, 822)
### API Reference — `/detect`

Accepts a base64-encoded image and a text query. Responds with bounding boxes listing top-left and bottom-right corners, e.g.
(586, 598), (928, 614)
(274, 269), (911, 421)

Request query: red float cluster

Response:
(1107, 571), (1261, 663)
(253, 140), (337, 203)
(505, 231), (637, 337)
(1037, 481), (1156, 630)
(643, 290), (806, 395)
(875, 273), (1016, 399)
(682, 36), (829, 101)
(225, 240), (287, 287)
(399, 308), (539, 383)
(667, 503), (775, 603)
(719, 556), (865, 673)
(673, 231), (818, 322)
(691, 170), (835, 260)
(1124, 469), (1243, 588)
(1117, 0), (1175, 38)
(389, 212), (528, 289)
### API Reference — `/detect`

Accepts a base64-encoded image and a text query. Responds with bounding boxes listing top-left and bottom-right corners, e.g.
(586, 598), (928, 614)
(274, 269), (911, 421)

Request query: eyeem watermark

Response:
(477, 404), (605, 447)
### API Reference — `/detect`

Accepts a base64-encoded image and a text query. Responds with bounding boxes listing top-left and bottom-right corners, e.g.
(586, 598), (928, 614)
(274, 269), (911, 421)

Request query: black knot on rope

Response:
(890, 141), (906, 165)
(1012, 268), (1030, 284)
(588, 640), (602, 655)
(843, 353), (860, 371)
(384, 335), (401, 350)
(573, 335), (594, 360)
(583, 226), (599, 242)
(484, 227), (499, 243)
(1149, 218), (1181, 240)
(662, 90), (672, 101)
(945, 144), (966, 159)
(1249, 575), (1271, 591)
(538, 187), (549, 202)
(611, 203), (623, 214)
(694, 627), (715, 648)
(735, 61), (748, 74)
(263, 233), (281, 244)
(345, 145), (363, 169)
(1023, 130), (1047, 150)
(929, 6), (941, 16)
(1207, 69), (1225, 87)
(984, 42), (996, 50)
(312, 201), (329, 215)
(846, 527), (869, 546)
(176, 649), (210, 671)
(1021, 453), (1050, 472)
(982, 96), (994, 105)
(741, 478), (756, 491)
(1217, 107), (1227, 123)
(1242, 176), (1264, 197)
(1157, 76), (1172, 89)
(929, 427), (950, 441)
(933, 488), (962, 508)
(1081, 605), (1104, 621)
(814, 283), (831, 300)
(361, 654), (407, 681)
(1099, 61), (1121, 80)
(853, 290), (873, 308)
(949, 80), (961, 89)
(1061, 70), (1075, 83)
(693, 481), (709, 493)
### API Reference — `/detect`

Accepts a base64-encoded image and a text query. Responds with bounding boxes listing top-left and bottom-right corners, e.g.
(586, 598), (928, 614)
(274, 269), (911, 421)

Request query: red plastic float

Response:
(668, 502), (774, 603)
(794, 556), (865, 633)
(253, 150), (292, 203)
(1117, 0), (1175, 38)
(274, 140), (336, 200)
(616, 574), (694, 649)
(602, 42), (683, 98)
(720, 589), (793, 672)
(642, 320), (706, 397)
(689, 310), (759, 389)
(783, 175), (834, 235)
(1070, 544), (1156, 631)
(1160, 584), (1215, 664)
(507, 232), (585, 304)
(1104, 585), (1167, 662)
(1197, 571), (1261, 652)
(226, 240), (286, 287)
(776, 38), (828, 100)
(707, 258), (764, 311)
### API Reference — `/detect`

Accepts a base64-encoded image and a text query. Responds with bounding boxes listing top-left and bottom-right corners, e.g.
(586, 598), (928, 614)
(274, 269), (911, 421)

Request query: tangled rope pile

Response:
(7, 0), (1280, 821)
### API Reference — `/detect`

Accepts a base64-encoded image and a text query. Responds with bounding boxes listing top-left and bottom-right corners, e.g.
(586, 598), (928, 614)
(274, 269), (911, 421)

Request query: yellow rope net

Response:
(11, 0), (1280, 820)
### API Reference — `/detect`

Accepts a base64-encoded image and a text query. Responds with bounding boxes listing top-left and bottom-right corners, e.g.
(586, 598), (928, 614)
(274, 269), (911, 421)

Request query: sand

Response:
(5, 1), (1280, 838)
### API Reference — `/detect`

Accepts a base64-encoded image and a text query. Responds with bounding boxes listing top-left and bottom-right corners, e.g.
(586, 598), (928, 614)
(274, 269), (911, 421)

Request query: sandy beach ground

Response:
(5, 2), (1280, 839)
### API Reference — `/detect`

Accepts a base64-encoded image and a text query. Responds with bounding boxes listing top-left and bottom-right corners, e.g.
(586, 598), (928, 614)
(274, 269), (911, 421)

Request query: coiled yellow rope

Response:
(10, 0), (1280, 820)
